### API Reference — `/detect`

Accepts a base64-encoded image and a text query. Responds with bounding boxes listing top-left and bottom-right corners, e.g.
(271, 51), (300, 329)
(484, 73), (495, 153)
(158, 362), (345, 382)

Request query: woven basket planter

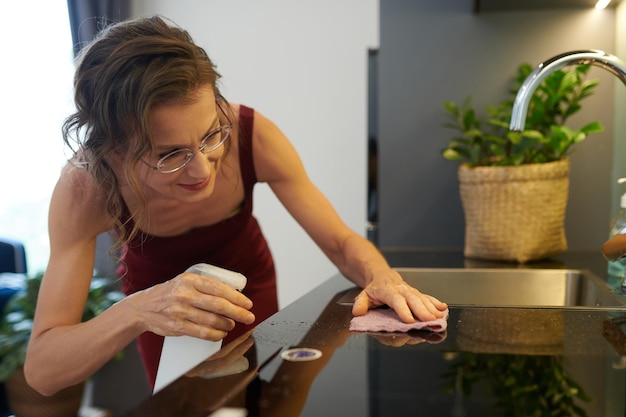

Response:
(456, 309), (564, 354)
(458, 158), (569, 263)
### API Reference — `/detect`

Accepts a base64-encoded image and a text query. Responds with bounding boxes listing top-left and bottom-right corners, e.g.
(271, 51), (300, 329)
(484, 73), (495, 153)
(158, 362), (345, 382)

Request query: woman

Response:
(24, 15), (447, 395)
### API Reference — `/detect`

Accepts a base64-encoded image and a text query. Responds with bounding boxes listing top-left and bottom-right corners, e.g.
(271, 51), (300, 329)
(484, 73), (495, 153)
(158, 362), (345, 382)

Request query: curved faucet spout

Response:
(509, 50), (626, 132)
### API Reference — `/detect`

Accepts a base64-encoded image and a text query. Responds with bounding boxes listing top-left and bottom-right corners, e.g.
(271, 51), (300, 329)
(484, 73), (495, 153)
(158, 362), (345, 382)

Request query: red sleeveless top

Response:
(117, 105), (278, 388)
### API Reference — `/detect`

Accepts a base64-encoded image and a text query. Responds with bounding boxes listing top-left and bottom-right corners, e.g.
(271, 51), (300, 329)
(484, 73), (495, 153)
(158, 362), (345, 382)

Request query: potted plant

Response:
(0, 272), (124, 416)
(441, 63), (604, 263)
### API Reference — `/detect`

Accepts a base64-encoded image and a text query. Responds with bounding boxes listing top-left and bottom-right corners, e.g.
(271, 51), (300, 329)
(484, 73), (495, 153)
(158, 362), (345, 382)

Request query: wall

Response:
(131, 0), (378, 307)
(378, 0), (617, 252)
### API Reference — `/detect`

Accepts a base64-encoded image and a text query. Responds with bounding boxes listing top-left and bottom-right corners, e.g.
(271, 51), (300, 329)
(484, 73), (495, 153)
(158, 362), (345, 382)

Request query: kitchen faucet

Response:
(508, 50), (626, 282)
(509, 49), (626, 131)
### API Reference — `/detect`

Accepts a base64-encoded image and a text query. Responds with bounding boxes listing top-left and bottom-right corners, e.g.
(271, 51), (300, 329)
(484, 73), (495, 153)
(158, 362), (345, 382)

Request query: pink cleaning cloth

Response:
(349, 308), (449, 333)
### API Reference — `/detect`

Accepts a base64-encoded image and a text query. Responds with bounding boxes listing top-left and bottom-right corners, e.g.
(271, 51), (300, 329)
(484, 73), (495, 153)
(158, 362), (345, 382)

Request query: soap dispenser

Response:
(608, 178), (626, 286)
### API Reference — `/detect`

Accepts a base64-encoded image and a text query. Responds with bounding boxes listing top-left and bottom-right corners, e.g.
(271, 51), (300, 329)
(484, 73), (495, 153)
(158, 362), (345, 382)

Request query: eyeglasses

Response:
(143, 103), (233, 174)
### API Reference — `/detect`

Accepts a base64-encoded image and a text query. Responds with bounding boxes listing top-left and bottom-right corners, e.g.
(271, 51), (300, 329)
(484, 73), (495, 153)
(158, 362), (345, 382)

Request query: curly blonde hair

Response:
(62, 15), (232, 253)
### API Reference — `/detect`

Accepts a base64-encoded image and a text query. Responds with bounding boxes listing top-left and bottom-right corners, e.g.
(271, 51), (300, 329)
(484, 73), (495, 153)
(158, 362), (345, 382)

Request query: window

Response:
(0, 1), (75, 273)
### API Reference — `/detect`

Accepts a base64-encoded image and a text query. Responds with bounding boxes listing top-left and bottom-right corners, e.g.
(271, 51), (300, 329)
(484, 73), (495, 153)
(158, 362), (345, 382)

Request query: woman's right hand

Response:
(185, 330), (255, 378)
(127, 271), (256, 341)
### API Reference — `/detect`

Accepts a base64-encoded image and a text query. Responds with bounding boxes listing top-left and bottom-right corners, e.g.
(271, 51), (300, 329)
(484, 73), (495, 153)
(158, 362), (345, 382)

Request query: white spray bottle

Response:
(153, 263), (247, 393)
(608, 178), (626, 287)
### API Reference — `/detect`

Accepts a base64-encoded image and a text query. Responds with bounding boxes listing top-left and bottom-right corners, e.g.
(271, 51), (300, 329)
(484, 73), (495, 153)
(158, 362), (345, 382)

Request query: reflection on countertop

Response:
(126, 249), (626, 416)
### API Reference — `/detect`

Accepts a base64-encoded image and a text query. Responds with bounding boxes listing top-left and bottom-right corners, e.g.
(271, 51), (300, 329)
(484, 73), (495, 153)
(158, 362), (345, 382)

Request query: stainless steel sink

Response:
(338, 268), (626, 309)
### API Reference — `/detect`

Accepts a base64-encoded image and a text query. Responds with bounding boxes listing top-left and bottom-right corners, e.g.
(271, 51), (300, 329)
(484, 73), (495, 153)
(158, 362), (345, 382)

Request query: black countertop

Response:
(126, 250), (626, 416)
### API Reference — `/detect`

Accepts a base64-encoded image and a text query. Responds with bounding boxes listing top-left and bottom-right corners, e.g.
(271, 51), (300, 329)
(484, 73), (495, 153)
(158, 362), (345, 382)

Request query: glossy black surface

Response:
(127, 250), (626, 416)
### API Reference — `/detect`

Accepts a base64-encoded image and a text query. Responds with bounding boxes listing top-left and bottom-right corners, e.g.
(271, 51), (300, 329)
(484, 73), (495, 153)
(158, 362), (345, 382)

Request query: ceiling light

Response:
(595, 0), (611, 9)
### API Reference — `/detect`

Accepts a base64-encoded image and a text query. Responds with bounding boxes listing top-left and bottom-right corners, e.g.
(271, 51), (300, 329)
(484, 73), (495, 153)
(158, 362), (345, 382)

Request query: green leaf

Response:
(464, 128), (483, 138)
(580, 80), (600, 98)
(442, 148), (463, 161)
(443, 101), (459, 116)
(506, 131), (523, 145)
(563, 103), (581, 119)
(558, 71), (579, 93)
(572, 131), (587, 144)
(580, 121), (604, 135)
(462, 109), (479, 130)
(521, 130), (544, 141)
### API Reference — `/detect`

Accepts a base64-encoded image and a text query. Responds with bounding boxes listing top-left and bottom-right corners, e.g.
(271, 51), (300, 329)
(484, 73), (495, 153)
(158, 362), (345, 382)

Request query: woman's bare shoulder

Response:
(50, 163), (114, 233)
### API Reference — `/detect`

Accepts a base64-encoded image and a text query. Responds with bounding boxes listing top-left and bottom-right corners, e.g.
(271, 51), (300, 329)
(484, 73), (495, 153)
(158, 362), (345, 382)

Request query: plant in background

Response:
(442, 63), (604, 167)
(0, 273), (125, 381)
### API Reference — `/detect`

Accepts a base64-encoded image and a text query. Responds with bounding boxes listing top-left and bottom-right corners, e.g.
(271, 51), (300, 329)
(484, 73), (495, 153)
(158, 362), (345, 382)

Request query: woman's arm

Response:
(251, 111), (447, 323)
(25, 165), (255, 395)
(24, 165), (140, 394)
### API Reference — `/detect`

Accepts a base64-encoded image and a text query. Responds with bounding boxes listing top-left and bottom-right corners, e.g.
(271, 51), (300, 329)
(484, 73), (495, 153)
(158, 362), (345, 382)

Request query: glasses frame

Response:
(143, 101), (233, 174)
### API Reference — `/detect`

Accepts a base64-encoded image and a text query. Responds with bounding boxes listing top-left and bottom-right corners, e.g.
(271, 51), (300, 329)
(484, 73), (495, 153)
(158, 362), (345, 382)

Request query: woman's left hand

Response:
(351, 270), (447, 323)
